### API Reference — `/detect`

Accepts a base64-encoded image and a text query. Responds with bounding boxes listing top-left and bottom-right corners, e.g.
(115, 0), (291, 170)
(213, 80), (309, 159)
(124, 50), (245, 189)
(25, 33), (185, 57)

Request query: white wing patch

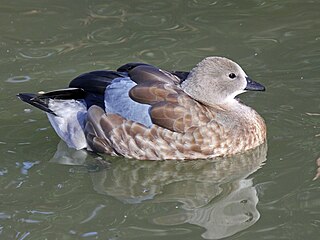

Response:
(104, 77), (153, 127)
(46, 99), (87, 150)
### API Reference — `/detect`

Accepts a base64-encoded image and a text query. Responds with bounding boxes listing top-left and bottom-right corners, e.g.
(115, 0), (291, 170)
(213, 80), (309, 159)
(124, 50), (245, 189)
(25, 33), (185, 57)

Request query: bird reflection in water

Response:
(50, 141), (267, 239)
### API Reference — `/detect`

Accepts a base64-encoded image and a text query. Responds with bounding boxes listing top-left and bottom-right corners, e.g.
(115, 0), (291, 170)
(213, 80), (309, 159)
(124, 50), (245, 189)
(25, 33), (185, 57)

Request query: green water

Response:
(1, 0), (319, 239)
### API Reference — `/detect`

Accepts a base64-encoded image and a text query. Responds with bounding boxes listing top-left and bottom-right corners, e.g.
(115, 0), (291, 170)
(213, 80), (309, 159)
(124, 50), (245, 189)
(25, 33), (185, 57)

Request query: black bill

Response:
(245, 76), (265, 91)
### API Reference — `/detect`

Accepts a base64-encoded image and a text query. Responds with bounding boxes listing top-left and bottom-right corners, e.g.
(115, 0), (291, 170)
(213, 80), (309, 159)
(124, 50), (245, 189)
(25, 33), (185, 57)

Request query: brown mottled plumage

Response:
(84, 57), (266, 159)
(18, 57), (266, 160)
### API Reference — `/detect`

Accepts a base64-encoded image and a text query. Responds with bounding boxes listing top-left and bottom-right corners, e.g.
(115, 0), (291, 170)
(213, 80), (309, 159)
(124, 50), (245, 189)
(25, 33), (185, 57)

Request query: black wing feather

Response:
(69, 70), (127, 95)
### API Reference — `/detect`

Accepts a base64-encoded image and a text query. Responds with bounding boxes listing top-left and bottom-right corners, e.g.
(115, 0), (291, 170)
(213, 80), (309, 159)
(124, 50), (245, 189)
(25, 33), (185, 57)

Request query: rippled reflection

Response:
(52, 142), (267, 239)
(314, 157), (320, 180)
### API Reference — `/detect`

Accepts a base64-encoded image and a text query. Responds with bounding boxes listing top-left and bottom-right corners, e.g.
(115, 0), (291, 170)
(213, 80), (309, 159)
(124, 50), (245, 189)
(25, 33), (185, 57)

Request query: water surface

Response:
(0, 0), (319, 239)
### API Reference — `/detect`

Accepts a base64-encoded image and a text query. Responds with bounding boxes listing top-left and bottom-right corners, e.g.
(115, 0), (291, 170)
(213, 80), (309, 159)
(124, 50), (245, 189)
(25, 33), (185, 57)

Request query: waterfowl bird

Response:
(18, 57), (266, 160)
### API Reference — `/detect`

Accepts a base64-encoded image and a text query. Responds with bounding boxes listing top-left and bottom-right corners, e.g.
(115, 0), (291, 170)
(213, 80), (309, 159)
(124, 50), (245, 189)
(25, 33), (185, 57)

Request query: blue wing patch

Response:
(104, 77), (153, 128)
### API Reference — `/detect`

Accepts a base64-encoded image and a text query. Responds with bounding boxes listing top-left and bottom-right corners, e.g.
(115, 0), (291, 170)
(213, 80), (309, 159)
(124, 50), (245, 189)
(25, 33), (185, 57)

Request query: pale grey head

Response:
(180, 57), (265, 106)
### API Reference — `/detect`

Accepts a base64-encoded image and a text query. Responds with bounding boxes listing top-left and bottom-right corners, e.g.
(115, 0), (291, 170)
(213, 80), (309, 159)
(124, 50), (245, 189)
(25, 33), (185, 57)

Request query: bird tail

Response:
(17, 88), (86, 115)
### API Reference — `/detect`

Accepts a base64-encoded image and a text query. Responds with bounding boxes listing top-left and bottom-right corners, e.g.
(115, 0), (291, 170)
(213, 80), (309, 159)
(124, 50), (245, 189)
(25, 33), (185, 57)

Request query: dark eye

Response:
(229, 73), (236, 79)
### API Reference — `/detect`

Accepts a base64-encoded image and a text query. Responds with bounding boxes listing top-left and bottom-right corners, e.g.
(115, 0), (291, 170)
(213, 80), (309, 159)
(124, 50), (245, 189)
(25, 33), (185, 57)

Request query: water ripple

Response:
(6, 75), (31, 83)
(19, 48), (55, 59)
(87, 27), (130, 45)
(80, 204), (106, 224)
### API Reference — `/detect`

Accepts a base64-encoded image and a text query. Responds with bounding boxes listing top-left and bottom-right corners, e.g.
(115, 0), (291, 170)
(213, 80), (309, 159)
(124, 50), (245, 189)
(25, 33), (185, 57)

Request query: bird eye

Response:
(229, 73), (236, 79)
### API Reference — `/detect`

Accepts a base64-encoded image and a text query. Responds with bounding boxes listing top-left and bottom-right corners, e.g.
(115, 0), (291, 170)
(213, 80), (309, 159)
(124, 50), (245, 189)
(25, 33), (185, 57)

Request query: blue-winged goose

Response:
(18, 57), (266, 160)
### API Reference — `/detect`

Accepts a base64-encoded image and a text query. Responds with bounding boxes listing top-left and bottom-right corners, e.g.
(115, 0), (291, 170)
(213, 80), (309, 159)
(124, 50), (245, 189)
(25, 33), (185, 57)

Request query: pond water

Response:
(1, 0), (319, 239)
